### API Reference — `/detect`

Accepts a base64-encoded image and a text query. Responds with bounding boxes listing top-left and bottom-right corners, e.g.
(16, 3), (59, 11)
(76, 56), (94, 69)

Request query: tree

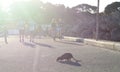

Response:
(72, 4), (97, 14)
(104, 2), (120, 14)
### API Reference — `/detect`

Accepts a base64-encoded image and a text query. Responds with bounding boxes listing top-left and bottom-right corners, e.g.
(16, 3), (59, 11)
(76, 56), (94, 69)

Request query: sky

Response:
(1, 0), (120, 12)
(40, 0), (120, 12)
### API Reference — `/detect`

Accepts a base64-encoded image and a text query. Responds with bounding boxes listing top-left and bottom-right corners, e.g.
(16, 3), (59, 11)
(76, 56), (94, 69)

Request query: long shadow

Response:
(23, 42), (36, 48)
(58, 61), (81, 67)
(56, 40), (84, 46)
(33, 42), (54, 48)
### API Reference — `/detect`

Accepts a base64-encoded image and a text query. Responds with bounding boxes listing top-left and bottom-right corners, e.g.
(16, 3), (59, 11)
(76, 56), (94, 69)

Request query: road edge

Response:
(63, 36), (120, 52)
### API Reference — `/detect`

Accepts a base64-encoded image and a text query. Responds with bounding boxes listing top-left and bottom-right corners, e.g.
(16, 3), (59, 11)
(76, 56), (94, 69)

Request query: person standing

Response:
(19, 21), (25, 42)
(4, 26), (8, 44)
(51, 18), (57, 41)
(29, 22), (36, 42)
(57, 18), (63, 39)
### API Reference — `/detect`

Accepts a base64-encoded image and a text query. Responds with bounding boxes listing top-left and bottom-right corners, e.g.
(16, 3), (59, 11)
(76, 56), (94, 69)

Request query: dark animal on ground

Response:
(56, 53), (80, 62)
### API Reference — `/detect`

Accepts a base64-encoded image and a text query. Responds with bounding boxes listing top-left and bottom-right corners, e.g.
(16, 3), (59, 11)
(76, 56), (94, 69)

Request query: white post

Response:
(95, 0), (99, 40)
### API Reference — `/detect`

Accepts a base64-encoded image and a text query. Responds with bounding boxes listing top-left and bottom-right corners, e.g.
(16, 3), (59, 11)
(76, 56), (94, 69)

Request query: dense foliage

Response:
(0, 1), (120, 41)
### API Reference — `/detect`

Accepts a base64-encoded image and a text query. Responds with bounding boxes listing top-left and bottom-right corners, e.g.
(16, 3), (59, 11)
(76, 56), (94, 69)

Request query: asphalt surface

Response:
(0, 36), (120, 72)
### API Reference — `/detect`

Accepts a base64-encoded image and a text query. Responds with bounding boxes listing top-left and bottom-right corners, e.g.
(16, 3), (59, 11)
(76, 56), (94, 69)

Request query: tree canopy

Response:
(72, 4), (97, 14)
(0, 1), (120, 41)
(104, 2), (120, 14)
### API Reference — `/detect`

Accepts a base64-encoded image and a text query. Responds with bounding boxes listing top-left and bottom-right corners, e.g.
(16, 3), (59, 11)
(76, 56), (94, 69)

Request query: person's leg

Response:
(30, 31), (34, 42)
(53, 30), (57, 41)
(30, 34), (32, 42)
(19, 30), (22, 42)
(4, 33), (8, 44)
(22, 34), (24, 42)
(20, 30), (25, 42)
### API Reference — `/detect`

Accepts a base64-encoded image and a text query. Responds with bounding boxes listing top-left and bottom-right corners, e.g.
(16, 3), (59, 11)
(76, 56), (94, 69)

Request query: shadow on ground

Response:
(58, 61), (81, 67)
(33, 42), (55, 48)
(23, 42), (36, 48)
(56, 40), (84, 46)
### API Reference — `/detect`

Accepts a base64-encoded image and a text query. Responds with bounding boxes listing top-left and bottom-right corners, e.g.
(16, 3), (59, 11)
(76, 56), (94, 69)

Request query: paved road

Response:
(0, 36), (120, 72)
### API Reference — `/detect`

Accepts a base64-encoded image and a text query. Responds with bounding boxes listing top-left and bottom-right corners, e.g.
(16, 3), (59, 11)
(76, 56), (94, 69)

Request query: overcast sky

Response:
(41, 0), (120, 12)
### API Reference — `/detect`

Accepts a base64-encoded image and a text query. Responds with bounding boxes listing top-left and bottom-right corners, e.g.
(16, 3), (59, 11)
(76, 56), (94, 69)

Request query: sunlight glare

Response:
(1, 0), (30, 12)
(1, 0), (13, 12)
